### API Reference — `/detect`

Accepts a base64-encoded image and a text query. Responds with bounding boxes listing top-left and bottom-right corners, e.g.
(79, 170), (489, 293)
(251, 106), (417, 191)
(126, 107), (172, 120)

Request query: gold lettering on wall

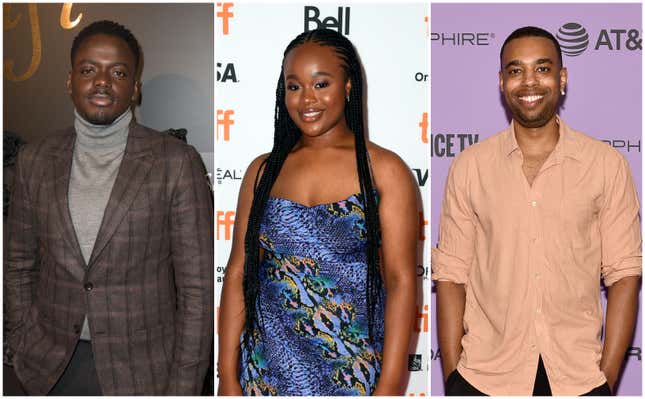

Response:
(60, 3), (81, 29)
(4, 4), (41, 82)
(3, 4), (21, 30)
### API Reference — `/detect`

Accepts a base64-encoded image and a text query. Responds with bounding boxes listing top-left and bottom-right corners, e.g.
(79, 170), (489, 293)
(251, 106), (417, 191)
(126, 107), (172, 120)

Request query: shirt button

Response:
(534, 272), (540, 279)
(84, 282), (94, 291)
(536, 308), (542, 314)
(531, 200), (538, 207)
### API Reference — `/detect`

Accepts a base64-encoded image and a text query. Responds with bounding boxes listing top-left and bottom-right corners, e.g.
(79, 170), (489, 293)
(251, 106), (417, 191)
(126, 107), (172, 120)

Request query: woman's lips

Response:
(300, 109), (323, 122)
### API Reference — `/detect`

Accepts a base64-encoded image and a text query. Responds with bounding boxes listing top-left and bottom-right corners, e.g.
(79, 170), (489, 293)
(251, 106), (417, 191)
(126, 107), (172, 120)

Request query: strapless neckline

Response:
(267, 190), (376, 209)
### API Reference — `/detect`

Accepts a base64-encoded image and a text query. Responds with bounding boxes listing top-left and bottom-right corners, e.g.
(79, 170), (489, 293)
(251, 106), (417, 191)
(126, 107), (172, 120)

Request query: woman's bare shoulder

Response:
(241, 153), (271, 186)
(365, 141), (415, 191)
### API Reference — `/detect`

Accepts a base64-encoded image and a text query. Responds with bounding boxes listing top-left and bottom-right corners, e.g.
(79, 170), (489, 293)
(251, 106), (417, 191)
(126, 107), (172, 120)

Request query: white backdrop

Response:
(215, 2), (428, 395)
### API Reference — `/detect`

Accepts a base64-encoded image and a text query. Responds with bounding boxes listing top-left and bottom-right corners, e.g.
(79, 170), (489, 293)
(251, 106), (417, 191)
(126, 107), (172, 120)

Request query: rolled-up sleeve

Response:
(432, 152), (476, 284)
(599, 151), (642, 286)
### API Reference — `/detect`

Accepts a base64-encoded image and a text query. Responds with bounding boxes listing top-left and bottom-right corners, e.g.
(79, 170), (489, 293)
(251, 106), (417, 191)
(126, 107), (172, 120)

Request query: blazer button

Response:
(73, 324), (81, 334)
(84, 282), (93, 291)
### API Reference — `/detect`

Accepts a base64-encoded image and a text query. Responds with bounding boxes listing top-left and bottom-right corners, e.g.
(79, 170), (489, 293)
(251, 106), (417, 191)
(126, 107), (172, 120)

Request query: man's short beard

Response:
(510, 103), (558, 129)
(84, 110), (118, 126)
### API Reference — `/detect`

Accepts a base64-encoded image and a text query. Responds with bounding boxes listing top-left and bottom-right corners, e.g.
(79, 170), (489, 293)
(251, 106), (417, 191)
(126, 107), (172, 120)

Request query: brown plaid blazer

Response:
(4, 123), (214, 395)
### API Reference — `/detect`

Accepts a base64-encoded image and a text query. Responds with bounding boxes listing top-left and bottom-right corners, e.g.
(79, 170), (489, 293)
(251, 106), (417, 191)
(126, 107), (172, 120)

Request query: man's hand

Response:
(600, 275), (640, 393)
(436, 281), (466, 380)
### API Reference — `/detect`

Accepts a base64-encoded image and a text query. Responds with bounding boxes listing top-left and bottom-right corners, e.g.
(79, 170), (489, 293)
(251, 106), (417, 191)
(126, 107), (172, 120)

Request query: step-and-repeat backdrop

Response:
(431, 3), (642, 396)
(3, 3), (214, 174)
(216, 2), (428, 395)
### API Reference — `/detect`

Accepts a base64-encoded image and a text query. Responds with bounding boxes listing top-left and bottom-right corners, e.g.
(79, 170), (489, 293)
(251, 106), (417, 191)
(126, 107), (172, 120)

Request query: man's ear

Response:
(498, 71), (504, 93)
(66, 71), (72, 95)
(132, 80), (141, 104)
(559, 67), (568, 93)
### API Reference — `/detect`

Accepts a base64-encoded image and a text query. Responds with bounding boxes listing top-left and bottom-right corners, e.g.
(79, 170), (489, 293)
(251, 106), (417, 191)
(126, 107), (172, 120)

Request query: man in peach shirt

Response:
(432, 26), (641, 396)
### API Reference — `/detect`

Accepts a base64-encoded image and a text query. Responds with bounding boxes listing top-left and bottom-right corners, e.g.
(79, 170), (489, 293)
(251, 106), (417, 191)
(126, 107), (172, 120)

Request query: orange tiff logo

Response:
(415, 304), (429, 333)
(216, 109), (234, 141)
(216, 2), (234, 35)
(419, 112), (428, 144)
(424, 15), (428, 37)
(217, 210), (235, 240)
(418, 211), (427, 241)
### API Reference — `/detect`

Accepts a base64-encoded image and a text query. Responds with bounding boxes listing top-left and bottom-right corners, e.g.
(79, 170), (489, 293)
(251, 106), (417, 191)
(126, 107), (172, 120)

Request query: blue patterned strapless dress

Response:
(239, 192), (385, 396)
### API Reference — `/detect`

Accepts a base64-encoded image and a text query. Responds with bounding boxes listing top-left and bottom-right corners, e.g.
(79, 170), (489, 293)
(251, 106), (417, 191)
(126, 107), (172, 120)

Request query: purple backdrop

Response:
(430, 3), (642, 395)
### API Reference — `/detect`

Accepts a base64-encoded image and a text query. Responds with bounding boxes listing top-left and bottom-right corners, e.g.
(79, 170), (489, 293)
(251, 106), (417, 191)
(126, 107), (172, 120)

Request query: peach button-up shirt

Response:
(432, 117), (641, 395)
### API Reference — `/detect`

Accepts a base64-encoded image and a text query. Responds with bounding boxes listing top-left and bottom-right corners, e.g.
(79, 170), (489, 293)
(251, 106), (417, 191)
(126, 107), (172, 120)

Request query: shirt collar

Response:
(503, 115), (584, 162)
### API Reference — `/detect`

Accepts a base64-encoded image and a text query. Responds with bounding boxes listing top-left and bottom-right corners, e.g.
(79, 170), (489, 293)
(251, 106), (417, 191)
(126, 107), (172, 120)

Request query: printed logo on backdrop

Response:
(417, 264), (429, 280)
(430, 347), (441, 361)
(420, 112), (429, 144)
(216, 2), (234, 35)
(419, 212), (428, 241)
(216, 168), (244, 184)
(412, 168), (428, 187)
(304, 6), (350, 35)
(556, 23), (589, 56)
(415, 72), (428, 82)
(425, 15), (429, 37)
(556, 22), (642, 56)
(217, 62), (238, 83)
(216, 265), (227, 283)
(626, 346), (641, 361)
(415, 304), (429, 333)
(430, 132), (479, 157)
(408, 354), (423, 371)
(217, 210), (235, 240)
(602, 138), (641, 153)
(217, 109), (235, 141)
(430, 32), (494, 46)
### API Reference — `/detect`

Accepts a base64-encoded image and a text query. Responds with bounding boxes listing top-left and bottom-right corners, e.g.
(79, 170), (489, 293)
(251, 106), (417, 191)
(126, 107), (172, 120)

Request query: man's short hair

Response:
(500, 26), (563, 69)
(70, 20), (141, 71)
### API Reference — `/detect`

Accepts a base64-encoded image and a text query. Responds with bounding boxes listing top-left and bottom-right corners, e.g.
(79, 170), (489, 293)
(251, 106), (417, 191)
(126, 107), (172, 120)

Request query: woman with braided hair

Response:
(218, 28), (418, 396)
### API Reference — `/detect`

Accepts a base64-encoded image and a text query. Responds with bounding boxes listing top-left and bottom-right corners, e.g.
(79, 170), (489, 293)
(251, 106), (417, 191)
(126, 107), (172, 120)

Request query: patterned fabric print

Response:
(326, 198), (367, 240)
(240, 192), (384, 396)
(239, 330), (278, 396)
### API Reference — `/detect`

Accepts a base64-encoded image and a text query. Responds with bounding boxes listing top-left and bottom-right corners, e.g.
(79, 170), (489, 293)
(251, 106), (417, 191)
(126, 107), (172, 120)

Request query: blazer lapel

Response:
(87, 123), (154, 267)
(51, 129), (87, 281)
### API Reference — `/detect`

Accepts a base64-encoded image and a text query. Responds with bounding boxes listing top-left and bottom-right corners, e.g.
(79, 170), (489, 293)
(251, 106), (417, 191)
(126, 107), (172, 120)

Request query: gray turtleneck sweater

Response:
(69, 109), (132, 340)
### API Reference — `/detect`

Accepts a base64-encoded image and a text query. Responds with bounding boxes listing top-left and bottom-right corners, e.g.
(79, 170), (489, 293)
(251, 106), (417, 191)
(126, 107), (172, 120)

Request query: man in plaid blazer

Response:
(4, 20), (213, 395)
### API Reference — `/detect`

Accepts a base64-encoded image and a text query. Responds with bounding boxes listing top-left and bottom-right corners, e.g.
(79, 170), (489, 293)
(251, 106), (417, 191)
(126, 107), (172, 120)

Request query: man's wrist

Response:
(600, 365), (618, 391)
(442, 358), (459, 381)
